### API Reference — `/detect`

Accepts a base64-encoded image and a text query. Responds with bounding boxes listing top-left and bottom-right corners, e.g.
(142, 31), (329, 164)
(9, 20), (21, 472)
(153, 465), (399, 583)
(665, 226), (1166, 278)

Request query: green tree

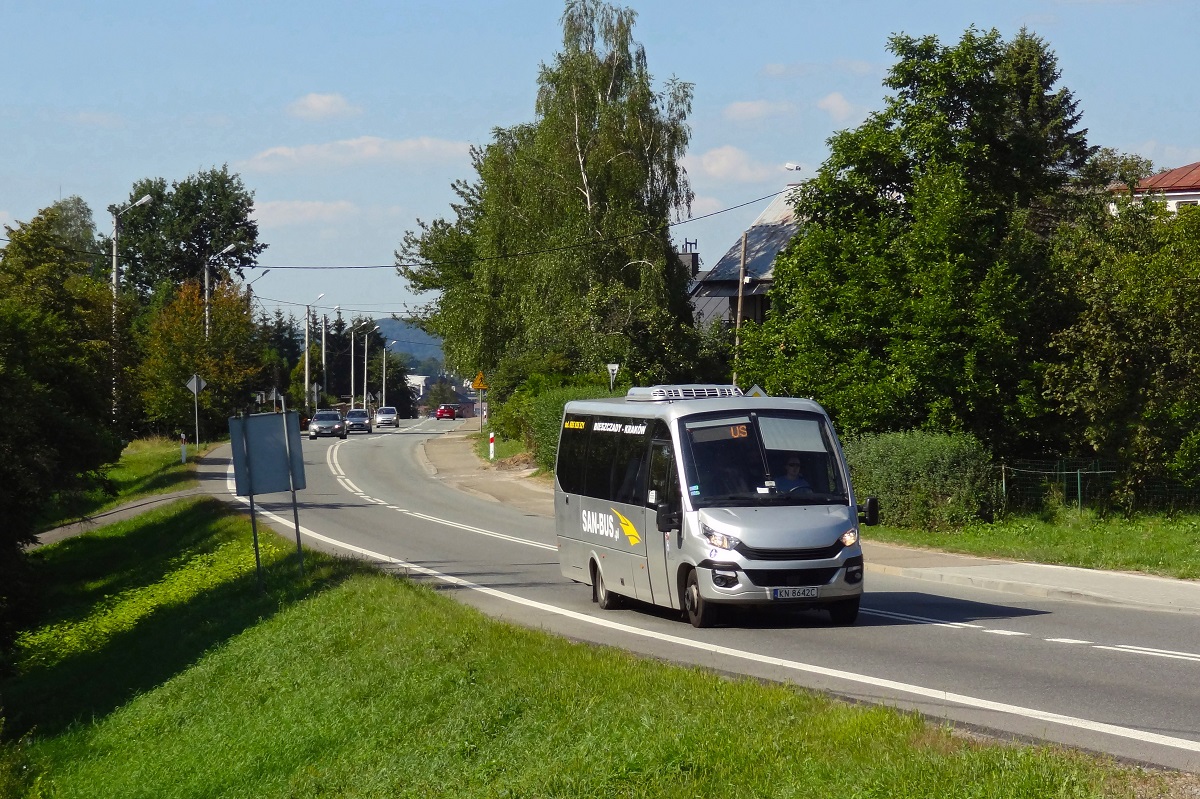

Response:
(0, 205), (122, 651)
(426, 379), (459, 408)
(741, 27), (1093, 457)
(138, 281), (261, 435)
(1046, 202), (1200, 488)
(107, 166), (267, 298)
(399, 0), (697, 397)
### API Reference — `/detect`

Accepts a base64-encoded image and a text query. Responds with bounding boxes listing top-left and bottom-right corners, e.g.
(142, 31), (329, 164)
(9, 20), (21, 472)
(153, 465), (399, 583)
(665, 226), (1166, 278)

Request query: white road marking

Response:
(1046, 638), (1094, 645)
(405, 510), (557, 552)
(1095, 645), (1200, 663)
(984, 629), (1030, 637)
(224, 492), (1200, 758)
(862, 609), (983, 629)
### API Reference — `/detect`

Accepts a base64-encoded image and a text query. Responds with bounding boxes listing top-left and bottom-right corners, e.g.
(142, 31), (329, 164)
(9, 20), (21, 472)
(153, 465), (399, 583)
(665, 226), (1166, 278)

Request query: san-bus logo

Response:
(563, 420), (586, 430)
(580, 508), (641, 546)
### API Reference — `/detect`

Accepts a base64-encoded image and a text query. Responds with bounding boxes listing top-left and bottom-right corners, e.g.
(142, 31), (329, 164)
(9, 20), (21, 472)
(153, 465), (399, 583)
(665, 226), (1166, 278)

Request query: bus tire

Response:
(592, 562), (620, 610)
(684, 569), (713, 628)
(828, 597), (860, 625)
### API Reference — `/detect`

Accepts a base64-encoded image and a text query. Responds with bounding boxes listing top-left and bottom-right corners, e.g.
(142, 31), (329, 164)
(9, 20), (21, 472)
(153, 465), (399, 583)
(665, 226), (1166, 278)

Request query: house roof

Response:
(690, 188), (800, 299)
(1137, 161), (1200, 192)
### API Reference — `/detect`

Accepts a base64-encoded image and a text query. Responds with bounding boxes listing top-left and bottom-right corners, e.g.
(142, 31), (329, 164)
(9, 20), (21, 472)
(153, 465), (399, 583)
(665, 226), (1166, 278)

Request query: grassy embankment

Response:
(34, 437), (200, 532)
(1, 496), (1182, 798)
(474, 431), (1200, 581)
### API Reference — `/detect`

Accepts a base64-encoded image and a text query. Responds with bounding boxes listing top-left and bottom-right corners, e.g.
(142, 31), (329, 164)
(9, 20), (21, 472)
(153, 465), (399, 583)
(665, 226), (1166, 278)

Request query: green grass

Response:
(34, 437), (200, 532)
(0, 498), (1179, 798)
(869, 512), (1200, 580)
(472, 430), (535, 467)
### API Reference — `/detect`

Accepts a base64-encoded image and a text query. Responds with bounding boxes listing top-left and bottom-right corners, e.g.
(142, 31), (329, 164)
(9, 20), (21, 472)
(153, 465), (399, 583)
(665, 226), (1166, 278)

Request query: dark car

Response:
(436, 404), (457, 420)
(345, 408), (373, 433)
(308, 410), (347, 440)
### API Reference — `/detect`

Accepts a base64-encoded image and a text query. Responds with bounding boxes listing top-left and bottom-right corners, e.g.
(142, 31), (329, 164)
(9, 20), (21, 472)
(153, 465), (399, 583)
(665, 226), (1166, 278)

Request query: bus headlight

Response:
(840, 528), (859, 547)
(701, 524), (741, 551)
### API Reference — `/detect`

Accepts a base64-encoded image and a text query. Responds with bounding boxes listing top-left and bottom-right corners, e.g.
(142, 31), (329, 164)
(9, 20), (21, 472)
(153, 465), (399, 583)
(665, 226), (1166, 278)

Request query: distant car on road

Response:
(345, 408), (373, 434)
(308, 410), (347, 440)
(436, 404), (457, 420)
(374, 406), (399, 428)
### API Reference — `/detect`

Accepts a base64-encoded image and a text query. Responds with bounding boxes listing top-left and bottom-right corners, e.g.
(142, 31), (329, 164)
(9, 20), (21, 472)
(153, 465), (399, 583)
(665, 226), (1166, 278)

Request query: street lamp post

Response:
(382, 340), (397, 408)
(304, 293), (325, 413)
(205, 243), (237, 340)
(363, 324), (379, 410)
(110, 193), (152, 425)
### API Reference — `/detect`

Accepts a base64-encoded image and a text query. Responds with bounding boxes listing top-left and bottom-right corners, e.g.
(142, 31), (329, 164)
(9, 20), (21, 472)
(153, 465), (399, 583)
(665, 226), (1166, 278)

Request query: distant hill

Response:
(376, 318), (443, 362)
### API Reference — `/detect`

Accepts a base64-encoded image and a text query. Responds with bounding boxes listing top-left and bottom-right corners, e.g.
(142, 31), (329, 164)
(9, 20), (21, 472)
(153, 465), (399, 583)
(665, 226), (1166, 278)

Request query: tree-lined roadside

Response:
(2, 498), (1186, 798)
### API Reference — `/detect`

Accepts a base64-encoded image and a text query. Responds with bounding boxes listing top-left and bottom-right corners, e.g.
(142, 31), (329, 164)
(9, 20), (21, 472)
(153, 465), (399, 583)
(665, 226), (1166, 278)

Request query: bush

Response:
(843, 431), (998, 530)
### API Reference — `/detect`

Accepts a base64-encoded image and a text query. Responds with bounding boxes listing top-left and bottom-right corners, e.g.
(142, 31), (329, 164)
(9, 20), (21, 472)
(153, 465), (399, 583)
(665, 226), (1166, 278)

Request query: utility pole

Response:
(732, 231), (747, 387)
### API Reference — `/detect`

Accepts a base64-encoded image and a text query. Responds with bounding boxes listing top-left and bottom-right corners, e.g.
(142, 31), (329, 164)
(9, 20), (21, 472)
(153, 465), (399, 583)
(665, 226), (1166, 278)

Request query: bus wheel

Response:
(828, 597), (860, 625)
(593, 562), (620, 610)
(684, 570), (713, 628)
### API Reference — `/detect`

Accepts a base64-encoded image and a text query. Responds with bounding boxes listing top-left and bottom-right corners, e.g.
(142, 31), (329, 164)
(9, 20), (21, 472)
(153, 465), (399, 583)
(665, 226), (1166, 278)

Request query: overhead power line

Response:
(0, 189), (784, 272)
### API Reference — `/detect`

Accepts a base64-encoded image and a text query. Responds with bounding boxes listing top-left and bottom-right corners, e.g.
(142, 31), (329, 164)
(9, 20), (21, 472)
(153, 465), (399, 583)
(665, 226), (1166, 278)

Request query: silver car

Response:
(374, 406), (399, 428)
(308, 410), (347, 439)
(345, 409), (372, 434)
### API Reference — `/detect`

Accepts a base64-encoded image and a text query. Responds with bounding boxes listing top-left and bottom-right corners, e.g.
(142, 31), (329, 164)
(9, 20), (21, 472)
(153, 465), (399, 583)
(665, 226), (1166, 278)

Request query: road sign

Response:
(745, 384), (768, 397)
(471, 371), (488, 390)
(607, 363), (620, 392)
(186, 374), (207, 395)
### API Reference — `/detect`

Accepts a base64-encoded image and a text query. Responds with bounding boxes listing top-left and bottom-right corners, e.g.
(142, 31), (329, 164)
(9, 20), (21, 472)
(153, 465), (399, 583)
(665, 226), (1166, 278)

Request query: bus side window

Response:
(556, 415), (590, 495)
(647, 441), (675, 509)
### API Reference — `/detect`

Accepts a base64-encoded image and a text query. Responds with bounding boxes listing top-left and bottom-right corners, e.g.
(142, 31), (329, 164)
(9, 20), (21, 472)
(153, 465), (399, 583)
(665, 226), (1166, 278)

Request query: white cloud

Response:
(71, 111), (124, 129)
(1135, 140), (1200, 169)
(254, 200), (357, 228)
(688, 195), (724, 218)
(722, 100), (794, 122)
(817, 92), (861, 124)
(287, 93), (362, 120)
(685, 146), (774, 183)
(240, 136), (471, 173)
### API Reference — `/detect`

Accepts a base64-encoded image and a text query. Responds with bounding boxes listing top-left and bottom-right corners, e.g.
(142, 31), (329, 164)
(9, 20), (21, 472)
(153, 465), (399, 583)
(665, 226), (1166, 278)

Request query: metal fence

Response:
(1000, 459), (1200, 514)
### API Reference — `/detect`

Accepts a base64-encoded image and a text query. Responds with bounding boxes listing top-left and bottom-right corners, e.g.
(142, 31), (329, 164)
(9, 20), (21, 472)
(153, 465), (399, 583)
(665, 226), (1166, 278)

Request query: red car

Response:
(435, 404), (457, 420)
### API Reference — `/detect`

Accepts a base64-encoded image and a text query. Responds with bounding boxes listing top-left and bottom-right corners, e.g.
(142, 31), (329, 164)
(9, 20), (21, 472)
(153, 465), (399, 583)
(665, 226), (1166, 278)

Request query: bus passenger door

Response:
(645, 440), (679, 609)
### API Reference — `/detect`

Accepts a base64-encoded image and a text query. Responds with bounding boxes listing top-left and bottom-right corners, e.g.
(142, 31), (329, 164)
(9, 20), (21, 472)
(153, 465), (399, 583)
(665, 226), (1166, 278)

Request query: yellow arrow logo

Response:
(612, 508), (641, 546)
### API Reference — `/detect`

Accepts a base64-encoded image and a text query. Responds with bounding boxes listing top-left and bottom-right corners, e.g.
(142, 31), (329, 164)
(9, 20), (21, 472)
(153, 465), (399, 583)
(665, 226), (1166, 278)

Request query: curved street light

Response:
(205, 242), (238, 340)
(381, 339), (397, 409)
(110, 193), (152, 425)
(362, 324), (380, 410)
(349, 320), (376, 409)
(304, 293), (325, 412)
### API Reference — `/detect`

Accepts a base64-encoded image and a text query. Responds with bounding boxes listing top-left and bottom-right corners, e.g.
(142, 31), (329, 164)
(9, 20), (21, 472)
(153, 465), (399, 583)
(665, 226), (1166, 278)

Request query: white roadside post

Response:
(607, 362), (620, 393)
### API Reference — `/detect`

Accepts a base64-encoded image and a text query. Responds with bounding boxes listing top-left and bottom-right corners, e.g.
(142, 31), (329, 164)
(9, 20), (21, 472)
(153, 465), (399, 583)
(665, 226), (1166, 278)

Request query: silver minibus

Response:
(554, 384), (878, 627)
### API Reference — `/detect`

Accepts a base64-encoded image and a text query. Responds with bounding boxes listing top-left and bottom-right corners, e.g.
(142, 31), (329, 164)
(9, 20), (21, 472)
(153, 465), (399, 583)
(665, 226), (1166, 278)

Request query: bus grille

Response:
(735, 540), (845, 561)
(743, 567), (841, 587)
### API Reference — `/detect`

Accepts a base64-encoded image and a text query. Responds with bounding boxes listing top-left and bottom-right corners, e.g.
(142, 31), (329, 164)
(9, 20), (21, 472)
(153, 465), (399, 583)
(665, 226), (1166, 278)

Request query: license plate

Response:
(772, 586), (818, 600)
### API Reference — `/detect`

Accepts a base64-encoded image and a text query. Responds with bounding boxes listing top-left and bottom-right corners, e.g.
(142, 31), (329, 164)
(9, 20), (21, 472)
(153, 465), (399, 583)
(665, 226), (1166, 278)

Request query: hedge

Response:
(842, 431), (998, 530)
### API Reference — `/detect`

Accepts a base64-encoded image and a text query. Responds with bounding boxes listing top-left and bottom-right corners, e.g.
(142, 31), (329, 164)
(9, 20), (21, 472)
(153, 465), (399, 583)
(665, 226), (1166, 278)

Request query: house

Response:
(1132, 161), (1200, 211)
(689, 186), (800, 329)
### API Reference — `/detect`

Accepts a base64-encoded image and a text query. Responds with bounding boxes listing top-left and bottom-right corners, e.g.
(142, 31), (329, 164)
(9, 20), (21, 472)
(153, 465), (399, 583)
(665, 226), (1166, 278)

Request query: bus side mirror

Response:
(858, 496), (880, 526)
(656, 502), (680, 533)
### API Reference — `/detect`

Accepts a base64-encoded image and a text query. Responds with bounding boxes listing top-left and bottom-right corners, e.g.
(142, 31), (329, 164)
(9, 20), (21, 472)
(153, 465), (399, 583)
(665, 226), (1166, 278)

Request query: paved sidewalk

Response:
(32, 486), (205, 549)
(423, 423), (1200, 616)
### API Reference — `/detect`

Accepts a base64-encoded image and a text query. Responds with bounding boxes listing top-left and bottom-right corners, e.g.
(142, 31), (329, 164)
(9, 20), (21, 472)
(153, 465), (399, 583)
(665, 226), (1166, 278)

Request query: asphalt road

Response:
(203, 418), (1200, 773)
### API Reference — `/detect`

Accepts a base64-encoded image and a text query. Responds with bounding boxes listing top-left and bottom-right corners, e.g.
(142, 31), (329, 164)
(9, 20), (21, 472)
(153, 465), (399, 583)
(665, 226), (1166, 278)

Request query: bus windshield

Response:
(679, 411), (848, 508)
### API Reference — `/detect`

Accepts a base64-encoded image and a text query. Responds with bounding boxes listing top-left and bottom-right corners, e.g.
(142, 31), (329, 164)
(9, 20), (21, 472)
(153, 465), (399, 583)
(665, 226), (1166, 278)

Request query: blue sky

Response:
(3, 0), (1197, 326)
